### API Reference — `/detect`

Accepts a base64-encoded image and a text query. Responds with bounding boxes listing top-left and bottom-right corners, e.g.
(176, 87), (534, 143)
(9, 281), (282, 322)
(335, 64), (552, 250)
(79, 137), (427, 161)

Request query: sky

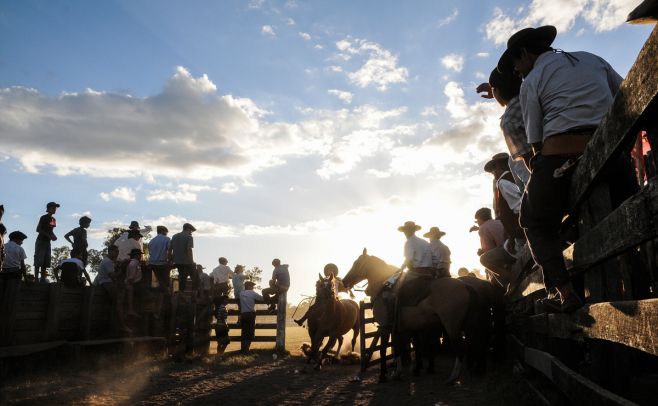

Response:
(0, 0), (654, 302)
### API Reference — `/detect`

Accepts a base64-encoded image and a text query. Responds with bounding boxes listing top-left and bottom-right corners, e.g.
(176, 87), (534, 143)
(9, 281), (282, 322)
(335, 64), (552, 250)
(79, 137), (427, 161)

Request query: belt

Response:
(541, 128), (596, 156)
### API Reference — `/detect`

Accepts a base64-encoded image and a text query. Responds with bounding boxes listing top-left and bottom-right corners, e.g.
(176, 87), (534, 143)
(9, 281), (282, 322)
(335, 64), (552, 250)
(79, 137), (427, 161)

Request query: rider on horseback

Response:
(394, 221), (436, 306)
(294, 263), (348, 326)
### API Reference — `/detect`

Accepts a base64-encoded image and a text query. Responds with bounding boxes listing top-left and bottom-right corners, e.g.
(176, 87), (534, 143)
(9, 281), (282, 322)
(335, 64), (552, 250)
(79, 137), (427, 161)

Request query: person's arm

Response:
(476, 82), (494, 99)
(64, 229), (75, 245)
(498, 179), (522, 213)
(20, 258), (27, 281)
(187, 237), (194, 264)
(82, 267), (92, 286)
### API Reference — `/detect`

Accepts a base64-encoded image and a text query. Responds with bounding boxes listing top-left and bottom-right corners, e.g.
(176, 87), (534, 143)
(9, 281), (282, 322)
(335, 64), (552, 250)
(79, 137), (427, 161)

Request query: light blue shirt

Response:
(148, 234), (171, 265)
(520, 51), (622, 144)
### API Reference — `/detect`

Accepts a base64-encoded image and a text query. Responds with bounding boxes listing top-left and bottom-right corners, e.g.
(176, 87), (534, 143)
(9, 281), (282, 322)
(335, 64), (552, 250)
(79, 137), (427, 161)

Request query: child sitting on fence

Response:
(125, 248), (143, 317)
(54, 251), (91, 288)
(214, 295), (230, 354)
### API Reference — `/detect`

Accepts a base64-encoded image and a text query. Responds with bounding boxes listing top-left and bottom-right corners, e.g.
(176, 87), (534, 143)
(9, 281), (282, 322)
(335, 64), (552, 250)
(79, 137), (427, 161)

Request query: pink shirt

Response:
(478, 219), (505, 252)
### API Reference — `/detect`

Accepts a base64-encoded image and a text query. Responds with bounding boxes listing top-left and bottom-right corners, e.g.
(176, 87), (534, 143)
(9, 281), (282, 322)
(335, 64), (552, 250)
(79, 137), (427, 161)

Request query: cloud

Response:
(484, 0), (637, 45)
(476, 52), (489, 58)
(299, 32), (311, 41)
(327, 89), (354, 104)
(100, 187), (136, 202)
(248, 0), (265, 9)
(286, 18), (295, 26)
(441, 53), (465, 72)
(437, 8), (459, 27)
(220, 182), (239, 193)
(334, 38), (408, 91)
(261, 25), (276, 36)
(146, 184), (214, 203)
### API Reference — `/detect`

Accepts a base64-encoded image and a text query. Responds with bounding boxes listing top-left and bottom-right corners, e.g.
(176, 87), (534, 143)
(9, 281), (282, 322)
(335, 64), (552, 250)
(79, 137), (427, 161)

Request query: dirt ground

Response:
(0, 327), (535, 406)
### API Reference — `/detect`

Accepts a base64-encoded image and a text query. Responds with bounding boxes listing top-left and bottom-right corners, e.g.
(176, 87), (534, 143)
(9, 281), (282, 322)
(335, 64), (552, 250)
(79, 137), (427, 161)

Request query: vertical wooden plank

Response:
(359, 301), (367, 372)
(167, 293), (179, 345)
(44, 283), (62, 341)
(79, 286), (95, 340)
(579, 185), (612, 302)
(0, 280), (21, 346)
(185, 294), (196, 354)
(275, 291), (287, 353)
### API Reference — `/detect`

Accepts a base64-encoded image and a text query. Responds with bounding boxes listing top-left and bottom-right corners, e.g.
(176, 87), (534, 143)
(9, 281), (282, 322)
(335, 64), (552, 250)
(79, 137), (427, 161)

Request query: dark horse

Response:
(306, 273), (360, 368)
(342, 249), (478, 383)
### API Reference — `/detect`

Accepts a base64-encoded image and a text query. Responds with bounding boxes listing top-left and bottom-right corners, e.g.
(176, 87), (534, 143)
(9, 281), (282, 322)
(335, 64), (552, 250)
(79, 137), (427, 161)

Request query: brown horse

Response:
(342, 249), (476, 383)
(306, 273), (360, 368)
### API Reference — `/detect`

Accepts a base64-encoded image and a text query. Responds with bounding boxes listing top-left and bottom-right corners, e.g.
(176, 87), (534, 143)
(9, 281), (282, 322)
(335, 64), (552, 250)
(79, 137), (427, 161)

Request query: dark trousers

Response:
(176, 264), (198, 291)
(262, 285), (287, 305)
(520, 153), (637, 290)
(240, 311), (256, 352)
(150, 264), (171, 292)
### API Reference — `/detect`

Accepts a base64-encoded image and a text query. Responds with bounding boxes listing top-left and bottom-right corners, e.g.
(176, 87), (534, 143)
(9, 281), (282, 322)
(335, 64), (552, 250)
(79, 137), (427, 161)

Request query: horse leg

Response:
(444, 330), (466, 384)
(426, 329), (436, 374)
(317, 336), (337, 369)
(351, 322), (359, 353)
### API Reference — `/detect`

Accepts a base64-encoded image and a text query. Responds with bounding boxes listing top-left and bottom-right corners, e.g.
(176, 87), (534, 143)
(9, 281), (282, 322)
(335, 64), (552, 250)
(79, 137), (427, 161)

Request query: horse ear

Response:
(362, 247), (367, 255)
(318, 272), (324, 280)
(328, 273), (334, 281)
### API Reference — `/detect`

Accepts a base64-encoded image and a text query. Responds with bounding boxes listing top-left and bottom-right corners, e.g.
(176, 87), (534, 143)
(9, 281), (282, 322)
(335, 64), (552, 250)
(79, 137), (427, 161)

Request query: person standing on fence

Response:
(197, 264), (211, 300)
(262, 258), (290, 312)
(423, 227), (451, 276)
(117, 229), (143, 262)
(1, 231), (28, 282)
(171, 223), (198, 292)
(480, 154), (526, 292)
(497, 25), (637, 312)
(93, 245), (131, 333)
(476, 68), (532, 188)
(210, 257), (233, 297)
(64, 215), (91, 266)
(239, 280), (263, 353)
(148, 225), (171, 316)
(34, 201), (59, 283)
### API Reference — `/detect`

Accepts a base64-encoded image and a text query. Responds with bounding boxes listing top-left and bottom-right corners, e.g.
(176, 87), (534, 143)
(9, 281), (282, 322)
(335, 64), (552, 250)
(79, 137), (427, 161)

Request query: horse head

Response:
(342, 248), (370, 289)
(315, 274), (336, 301)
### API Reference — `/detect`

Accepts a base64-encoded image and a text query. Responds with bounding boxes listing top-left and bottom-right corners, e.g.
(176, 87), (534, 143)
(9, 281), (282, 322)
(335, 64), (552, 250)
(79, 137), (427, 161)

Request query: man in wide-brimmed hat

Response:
(484, 153), (524, 243)
(499, 25), (637, 313)
(171, 223), (198, 292)
(398, 221), (433, 272)
(423, 226), (451, 275)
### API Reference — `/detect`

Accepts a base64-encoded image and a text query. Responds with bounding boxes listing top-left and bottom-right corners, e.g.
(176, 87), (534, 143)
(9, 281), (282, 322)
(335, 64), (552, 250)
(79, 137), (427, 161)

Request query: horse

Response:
(306, 273), (360, 369)
(342, 248), (480, 383)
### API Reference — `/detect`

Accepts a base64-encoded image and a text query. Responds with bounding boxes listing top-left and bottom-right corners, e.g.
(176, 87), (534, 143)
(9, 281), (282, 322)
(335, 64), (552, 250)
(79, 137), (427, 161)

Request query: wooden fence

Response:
(506, 25), (658, 406)
(358, 300), (393, 372)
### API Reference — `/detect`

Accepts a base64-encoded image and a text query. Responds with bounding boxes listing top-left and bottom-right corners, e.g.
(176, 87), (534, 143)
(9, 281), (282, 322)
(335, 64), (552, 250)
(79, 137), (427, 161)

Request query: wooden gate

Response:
(507, 25), (658, 406)
(358, 300), (393, 372)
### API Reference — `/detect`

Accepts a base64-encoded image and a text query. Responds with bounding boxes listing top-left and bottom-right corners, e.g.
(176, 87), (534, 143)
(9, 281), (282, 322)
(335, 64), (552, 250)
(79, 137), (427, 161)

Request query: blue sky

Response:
(0, 0), (653, 300)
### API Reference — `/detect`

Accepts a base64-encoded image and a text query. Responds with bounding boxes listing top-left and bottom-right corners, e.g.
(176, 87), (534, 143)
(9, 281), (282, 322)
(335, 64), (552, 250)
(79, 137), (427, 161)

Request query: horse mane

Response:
(362, 254), (398, 297)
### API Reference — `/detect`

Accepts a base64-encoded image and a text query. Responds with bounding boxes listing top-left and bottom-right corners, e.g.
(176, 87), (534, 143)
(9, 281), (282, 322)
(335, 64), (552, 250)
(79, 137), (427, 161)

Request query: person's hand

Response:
(469, 225), (479, 233)
(476, 82), (493, 99)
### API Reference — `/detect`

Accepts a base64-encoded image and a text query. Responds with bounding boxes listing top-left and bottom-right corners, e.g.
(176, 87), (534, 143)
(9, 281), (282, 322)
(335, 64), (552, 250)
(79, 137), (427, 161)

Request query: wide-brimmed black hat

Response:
(484, 152), (510, 173)
(9, 231), (28, 240)
(497, 25), (557, 74)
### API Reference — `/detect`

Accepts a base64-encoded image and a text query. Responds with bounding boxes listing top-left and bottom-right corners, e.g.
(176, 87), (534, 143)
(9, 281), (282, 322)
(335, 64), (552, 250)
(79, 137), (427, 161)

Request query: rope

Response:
(291, 295), (315, 319)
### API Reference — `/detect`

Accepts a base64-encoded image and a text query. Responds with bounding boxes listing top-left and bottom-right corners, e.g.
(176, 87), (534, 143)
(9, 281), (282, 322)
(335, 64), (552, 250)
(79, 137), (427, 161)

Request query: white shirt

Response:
(429, 239), (451, 268)
(520, 51), (622, 144)
(2, 241), (26, 269)
(403, 235), (433, 268)
(211, 264), (234, 284)
(117, 238), (141, 261)
(240, 290), (264, 313)
(94, 257), (115, 286)
(497, 172), (522, 214)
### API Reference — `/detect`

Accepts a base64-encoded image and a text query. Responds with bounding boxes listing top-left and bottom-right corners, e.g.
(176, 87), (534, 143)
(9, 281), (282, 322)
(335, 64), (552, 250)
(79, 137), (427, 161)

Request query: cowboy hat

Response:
(484, 152), (510, 173)
(129, 221), (140, 229)
(423, 226), (446, 239)
(497, 25), (557, 74)
(397, 221), (421, 232)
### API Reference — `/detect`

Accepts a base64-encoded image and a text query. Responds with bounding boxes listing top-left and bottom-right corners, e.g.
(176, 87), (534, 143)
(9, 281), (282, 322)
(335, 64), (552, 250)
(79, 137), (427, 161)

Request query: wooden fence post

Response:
(359, 301), (367, 372)
(0, 280), (21, 346)
(79, 286), (95, 340)
(275, 291), (287, 354)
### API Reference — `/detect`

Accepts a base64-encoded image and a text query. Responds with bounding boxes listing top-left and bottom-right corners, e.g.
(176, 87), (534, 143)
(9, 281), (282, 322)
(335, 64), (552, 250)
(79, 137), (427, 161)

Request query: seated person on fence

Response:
(395, 221), (434, 306)
(93, 244), (131, 333)
(294, 263), (348, 326)
(497, 25), (638, 312)
(262, 258), (290, 312)
(1, 231), (28, 282)
(210, 257), (233, 297)
(239, 280), (263, 353)
(125, 248), (143, 318)
(148, 225), (171, 316)
(479, 154), (526, 293)
(470, 207), (505, 284)
(232, 264), (246, 300)
(197, 264), (211, 300)
(55, 251), (91, 288)
(214, 294), (230, 354)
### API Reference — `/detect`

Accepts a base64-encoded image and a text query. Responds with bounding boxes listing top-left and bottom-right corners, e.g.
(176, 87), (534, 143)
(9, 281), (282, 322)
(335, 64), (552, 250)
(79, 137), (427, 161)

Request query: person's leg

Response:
(126, 284), (138, 316)
(261, 286), (275, 302)
(177, 265), (188, 291)
(190, 265), (200, 291)
(295, 303), (315, 326)
(480, 246), (517, 286)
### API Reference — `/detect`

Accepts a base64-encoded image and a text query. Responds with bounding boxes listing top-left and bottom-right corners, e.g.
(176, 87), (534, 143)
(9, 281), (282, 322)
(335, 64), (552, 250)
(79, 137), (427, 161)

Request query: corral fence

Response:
(358, 300), (393, 372)
(506, 25), (658, 406)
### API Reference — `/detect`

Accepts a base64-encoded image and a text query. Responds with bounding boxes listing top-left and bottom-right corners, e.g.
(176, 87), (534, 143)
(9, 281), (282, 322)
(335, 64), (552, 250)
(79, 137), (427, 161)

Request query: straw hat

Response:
(423, 226), (446, 239)
(397, 221), (421, 232)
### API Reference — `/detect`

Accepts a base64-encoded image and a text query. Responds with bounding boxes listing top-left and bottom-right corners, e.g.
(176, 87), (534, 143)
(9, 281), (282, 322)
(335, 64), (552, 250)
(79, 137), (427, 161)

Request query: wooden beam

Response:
(570, 25), (658, 212)
(509, 335), (638, 406)
(0, 280), (21, 346)
(564, 180), (657, 273)
(544, 298), (658, 356)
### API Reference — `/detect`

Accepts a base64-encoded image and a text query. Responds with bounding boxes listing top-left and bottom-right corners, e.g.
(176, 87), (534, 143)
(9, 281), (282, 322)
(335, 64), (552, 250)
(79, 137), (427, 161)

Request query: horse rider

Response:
(423, 226), (451, 278)
(294, 263), (347, 326)
(395, 221), (434, 305)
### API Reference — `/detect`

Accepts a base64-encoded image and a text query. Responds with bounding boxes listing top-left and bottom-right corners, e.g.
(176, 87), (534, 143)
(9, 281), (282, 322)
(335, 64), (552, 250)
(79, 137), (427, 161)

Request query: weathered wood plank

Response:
(227, 336), (276, 342)
(544, 298), (658, 356)
(564, 180), (656, 273)
(79, 287), (95, 340)
(570, 25), (658, 212)
(226, 323), (277, 329)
